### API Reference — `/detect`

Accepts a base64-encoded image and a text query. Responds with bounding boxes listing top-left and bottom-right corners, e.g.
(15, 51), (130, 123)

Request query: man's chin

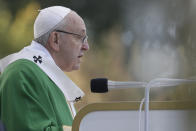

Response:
(61, 63), (81, 72)
(72, 64), (80, 71)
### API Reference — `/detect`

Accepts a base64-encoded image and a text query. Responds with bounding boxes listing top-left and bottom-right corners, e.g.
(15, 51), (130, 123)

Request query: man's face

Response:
(56, 12), (89, 72)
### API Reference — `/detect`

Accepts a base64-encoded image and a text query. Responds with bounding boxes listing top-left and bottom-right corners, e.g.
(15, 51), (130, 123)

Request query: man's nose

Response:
(82, 41), (89, 51)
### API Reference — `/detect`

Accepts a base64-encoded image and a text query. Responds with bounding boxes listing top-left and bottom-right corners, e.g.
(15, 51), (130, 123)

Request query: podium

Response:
(72, 101), (196, 131)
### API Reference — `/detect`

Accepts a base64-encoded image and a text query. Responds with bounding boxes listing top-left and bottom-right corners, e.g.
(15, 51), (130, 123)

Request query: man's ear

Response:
(48, 32), (60, 52)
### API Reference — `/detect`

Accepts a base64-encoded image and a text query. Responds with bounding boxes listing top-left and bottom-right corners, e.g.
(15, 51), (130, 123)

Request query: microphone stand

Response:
(91, 78), (196, 131)
(144, 85), (150, 131)
(108, 80), (151, 131)
(144, 78), (196, 131)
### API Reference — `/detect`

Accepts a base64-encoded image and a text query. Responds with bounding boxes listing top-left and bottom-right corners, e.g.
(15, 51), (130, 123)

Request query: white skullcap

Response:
(34, 6), (71, 39)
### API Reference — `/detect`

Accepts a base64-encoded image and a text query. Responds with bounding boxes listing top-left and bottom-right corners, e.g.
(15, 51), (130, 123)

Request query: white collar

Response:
(0, 41), (84, 102)
(30, 41), (51, 57)
(23, 41), (53, 61)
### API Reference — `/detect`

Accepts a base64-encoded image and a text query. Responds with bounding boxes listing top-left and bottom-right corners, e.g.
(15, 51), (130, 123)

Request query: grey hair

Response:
(34, 30), (52, 45)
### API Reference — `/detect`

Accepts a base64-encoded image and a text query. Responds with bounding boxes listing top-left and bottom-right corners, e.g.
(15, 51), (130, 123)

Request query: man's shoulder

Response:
(0, 59), (53, 91)
(1, 59), (46, 80)
(5, 59), (40, 73)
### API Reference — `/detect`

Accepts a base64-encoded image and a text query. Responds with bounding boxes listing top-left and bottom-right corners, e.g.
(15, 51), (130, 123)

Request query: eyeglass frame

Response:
(55, 30), (88, 44)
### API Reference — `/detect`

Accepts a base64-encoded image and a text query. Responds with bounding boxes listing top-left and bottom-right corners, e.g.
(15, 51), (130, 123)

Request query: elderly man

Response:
(0, 6), (89, 131)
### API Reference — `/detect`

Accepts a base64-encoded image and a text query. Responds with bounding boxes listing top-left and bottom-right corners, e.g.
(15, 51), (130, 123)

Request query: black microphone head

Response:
(91, 78), (108, 93)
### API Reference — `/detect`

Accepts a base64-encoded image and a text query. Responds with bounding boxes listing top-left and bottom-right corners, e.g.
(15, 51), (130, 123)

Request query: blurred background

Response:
(1, 0), (196, 110)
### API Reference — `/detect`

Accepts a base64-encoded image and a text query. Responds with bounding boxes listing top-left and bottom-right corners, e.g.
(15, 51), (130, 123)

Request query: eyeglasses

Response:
(55, 30), (88, 44)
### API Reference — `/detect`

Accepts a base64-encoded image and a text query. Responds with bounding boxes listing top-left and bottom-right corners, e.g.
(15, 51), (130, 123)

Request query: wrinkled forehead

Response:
(63, 11), (86, 35)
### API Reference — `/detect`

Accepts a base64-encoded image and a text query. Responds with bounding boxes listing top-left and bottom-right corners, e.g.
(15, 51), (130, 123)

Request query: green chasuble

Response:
(0, 59), (73, 131)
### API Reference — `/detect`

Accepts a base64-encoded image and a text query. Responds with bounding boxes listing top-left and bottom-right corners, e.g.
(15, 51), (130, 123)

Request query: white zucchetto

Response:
(34, 6), (71, 39)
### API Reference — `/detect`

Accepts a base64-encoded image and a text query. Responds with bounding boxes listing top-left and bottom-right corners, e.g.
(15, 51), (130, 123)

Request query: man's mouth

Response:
(78, 54), (83, 58)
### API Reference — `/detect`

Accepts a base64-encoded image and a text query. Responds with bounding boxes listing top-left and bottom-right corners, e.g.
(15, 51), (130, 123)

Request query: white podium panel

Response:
(79, 110), (196, 131)
(72, 102), (196, 131)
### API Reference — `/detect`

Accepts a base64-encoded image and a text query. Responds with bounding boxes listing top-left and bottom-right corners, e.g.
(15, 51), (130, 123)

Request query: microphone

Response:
(91, 78), (196, 93)
(90, 78), (146, 93)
